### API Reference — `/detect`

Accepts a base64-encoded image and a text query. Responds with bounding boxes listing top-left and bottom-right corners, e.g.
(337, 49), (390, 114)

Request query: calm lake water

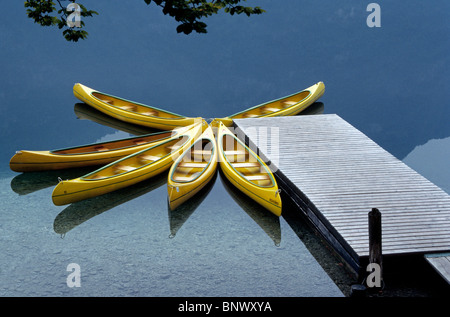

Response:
(0, 1), (448, 297)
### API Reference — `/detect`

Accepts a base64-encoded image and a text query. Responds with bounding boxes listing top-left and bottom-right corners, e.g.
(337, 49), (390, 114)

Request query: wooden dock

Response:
(425, 253), (450, 285)
(233, 114), (450, 275)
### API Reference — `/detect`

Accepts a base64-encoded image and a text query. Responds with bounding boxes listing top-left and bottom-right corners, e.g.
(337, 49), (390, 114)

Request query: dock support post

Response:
(368, 208), (383, 289)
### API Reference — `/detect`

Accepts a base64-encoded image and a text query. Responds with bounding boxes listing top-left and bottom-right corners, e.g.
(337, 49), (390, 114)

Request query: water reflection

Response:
(403, 136), (450, 194)
(168, 170), (217, 238)
(53, 171), (167, 236)
(280, 191), (356, 296)
(219, 170), (281, 246)
(74, 103), (160, 135)
(298, 102), (324, 116)
(10, 167), (97, 195)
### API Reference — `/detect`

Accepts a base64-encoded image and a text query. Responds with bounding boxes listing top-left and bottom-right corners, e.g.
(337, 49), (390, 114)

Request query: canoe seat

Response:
(261, 107), (279, 113)
(281, 100), (297, 107)
(224, 150), (246, 155)
(101, 99), (114, 105)
(191, 150), (212, 159)
(139, 154), (160, 163)
(120, 105), (137, 111)
(141, 110), (157, 116)
(224, 150), (247, 162)
(114, 165), (135, 173)
(245, 174), (270, 181)
(178, 162), (208, 168)
(94, 145), (109, 152)
(233, 162), (261, 173)
(173, 176), (192, 182)
(232, 162), (260, 168)
(172, 173), (200, 182)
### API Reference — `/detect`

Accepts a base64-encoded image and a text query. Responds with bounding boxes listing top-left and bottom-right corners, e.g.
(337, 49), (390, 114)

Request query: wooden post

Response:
(368, 208), (383, 288)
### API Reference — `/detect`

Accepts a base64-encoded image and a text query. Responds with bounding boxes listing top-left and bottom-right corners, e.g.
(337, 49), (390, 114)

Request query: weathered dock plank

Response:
(234, 114), (450, 272)
(425, 253), (450, 285)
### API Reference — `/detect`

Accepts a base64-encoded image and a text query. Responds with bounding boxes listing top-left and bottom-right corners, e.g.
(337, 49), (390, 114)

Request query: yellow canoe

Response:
(218, 81), (325, 126)
(213, 120), (282, 216)
(52, 121), (205, 206)
(167, 124), (218, 210)
(73, 83), (198, 130)
(9, 130), (175, 172)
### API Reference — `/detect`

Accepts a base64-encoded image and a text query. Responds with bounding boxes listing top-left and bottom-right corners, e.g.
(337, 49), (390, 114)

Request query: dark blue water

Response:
(0, 0), (448, 297)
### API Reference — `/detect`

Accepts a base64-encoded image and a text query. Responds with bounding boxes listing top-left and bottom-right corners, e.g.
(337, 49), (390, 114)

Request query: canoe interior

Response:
(230, 90), (310, 119)
(221, 134), (274, 187)
(83, 135), (189, 180)
(51, 131), (173, 155)
(171, 138), (214, 183)
(92, 91), (183, 119)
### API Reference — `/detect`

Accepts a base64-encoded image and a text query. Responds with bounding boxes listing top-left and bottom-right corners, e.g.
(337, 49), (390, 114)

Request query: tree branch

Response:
(25, 0), (264, 41)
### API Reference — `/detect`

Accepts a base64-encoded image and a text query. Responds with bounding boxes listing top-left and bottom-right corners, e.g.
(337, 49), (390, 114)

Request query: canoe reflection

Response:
(53, 171), (167, 236)
(10, 166), (97, 195)
(298, 102), (324, 116)
(74, 103), (160, 135)
(218, 170), (281, 246)
(167, 170), (217, 238)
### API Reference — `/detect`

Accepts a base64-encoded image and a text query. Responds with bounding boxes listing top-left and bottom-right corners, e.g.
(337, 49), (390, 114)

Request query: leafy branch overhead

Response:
(24, 0), (98, 42)
(24, 0), (265, 42)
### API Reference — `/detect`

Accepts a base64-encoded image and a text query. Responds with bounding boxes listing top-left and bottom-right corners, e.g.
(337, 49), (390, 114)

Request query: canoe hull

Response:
(215, 121), (282, 216)
(9, 132), (174, 172)
(167, 125), (218, 210)
(218, 81), (325, 124)
(52, 123), (204, 206)
(10, 150), (126, 172)
(52, 157), (172, 206)
(73, 83), (198, 130)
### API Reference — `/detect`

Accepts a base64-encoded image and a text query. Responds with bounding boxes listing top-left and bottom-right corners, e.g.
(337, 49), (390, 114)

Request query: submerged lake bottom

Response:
(1, 165), (349, 297)
(1, 161), (448, 297)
